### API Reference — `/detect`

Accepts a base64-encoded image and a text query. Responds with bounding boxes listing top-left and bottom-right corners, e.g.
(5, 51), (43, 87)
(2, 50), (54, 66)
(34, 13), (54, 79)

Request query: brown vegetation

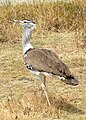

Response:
(0, 0), (86, 42)
(0, 1), (86, 120)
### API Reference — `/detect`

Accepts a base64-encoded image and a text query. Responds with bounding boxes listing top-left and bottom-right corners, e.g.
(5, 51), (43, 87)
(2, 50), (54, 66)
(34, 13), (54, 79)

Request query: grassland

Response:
(0, 0), (86, 120)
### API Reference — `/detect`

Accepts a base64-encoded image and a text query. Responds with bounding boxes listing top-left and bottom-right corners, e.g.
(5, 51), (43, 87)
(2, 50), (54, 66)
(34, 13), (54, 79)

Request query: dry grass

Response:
(0, 1), (86, 120)
(0, 31), (86, 120)
(0, 0), (86, 42)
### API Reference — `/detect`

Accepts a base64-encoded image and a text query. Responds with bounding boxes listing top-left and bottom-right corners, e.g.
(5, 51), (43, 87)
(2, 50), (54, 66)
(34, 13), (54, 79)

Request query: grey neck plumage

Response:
(22, 27), (33, 55)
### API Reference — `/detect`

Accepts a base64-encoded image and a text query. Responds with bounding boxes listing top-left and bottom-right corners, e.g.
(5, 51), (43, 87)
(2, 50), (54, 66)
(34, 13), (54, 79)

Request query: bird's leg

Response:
(41, 81), (51, 106)
(39, 73), (51, 106)
(40, 74), (46, 95)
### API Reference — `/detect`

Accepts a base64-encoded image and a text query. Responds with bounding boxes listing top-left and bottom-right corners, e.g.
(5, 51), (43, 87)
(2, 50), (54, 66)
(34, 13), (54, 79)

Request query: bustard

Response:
(14, 19), (79, 106)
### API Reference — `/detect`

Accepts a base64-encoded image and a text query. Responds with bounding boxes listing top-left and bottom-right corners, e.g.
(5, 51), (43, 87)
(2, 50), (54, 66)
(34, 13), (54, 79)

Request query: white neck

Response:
(22, 27), (33, 55)
(23, 43), (33, 55)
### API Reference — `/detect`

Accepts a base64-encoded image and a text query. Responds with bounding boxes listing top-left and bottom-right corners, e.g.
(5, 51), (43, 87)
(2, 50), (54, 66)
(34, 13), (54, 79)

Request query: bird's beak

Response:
(13, 20), (24, 25)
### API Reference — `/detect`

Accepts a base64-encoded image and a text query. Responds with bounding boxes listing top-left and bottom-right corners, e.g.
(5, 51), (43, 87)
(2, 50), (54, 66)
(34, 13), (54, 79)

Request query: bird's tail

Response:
(61, 76), (79, 86)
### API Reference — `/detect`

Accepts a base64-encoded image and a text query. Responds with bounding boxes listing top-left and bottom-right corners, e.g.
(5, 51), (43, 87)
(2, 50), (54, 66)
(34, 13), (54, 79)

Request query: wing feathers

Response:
(24, 48), (73, 78)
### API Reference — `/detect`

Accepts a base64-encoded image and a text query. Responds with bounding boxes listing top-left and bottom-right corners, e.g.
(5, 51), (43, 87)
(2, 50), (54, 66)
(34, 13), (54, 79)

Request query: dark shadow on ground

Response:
(49, 94), (85, 115)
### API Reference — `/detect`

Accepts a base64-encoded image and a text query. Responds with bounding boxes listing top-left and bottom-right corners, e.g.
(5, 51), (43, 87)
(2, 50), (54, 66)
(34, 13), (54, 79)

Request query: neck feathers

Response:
(22, 28), (33, 55)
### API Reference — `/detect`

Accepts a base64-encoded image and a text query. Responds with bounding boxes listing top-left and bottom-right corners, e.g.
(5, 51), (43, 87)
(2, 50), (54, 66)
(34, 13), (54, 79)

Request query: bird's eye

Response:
(24, 21), (27, 23)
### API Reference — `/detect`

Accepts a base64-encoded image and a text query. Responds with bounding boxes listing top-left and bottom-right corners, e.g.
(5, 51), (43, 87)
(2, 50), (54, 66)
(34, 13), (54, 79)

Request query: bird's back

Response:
(24, 48), (72, 78)
(24, 48), (79, 86)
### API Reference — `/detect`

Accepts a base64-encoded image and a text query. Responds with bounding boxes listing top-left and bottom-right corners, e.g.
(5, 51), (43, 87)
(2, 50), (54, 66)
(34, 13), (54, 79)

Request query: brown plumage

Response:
(24, 48), (79, 86)
(24, 48), (71, 77)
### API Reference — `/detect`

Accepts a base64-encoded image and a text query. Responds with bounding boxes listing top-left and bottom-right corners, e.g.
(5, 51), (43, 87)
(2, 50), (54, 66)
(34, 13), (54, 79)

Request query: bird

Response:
(14, 19), (79, 106)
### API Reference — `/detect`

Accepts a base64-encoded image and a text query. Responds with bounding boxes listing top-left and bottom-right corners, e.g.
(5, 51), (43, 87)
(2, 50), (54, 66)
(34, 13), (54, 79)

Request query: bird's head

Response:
(13, 19), (36, 30)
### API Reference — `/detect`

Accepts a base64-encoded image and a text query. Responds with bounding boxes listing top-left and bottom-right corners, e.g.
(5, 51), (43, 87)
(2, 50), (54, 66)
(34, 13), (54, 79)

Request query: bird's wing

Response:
(24, 48), (72, 78)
